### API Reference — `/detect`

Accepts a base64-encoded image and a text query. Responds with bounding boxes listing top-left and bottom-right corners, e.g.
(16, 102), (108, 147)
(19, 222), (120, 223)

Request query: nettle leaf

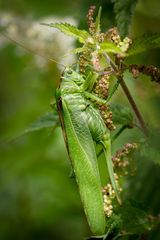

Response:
(95, 6), (102, 34)
(139, 129), (160, 165)
(112, 0), (138, 37)
(90, 200), (156, 238)
(127, 34), (160, 56)
(68, 47), (87, 54)
(140, 144), (160, 165)
(9, 111), (59, 142)
(99, 42), (123, 54)
(117, 200), (156, 235)
(111, 104), (134, 127)
(23, 111), (59, 135)
(41, 22), (90, 43)
(105, 214), (122, 237)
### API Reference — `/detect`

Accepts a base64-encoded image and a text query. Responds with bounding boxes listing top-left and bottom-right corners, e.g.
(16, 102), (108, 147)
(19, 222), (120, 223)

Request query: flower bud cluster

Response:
(114, 173), (123, 193)
(107, 27), (121, 45)
(102, 184), (115, 217)
(118, 37), (132, 53)
(91, 51), (101, 71)
(95, 33), (106, 43)
(98, 104), (116, 131)
(107, 27), (132, 53)
(94, 71), (116, 131)
(79, 49), (90, 73)
(87, 5), (96, 35)
(79, 54), (87, 73)
(130, 65), (140, 78)
(112, 143), (137, 169)
(129, 64), (160, 83)
(95, 74), (110, 98)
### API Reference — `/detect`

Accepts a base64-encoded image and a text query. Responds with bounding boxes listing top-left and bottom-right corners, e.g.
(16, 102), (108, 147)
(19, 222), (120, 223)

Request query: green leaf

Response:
(9, 111), (59, 142)
(117, 200), (156, 234)
(103, 200), (155, 237)
(139, 129), (160, 165)
(127, 34), (160, 56)
(61, 47), (87, 59)
(41, 22), (90, 43)
(140, 143), (160, 165)
(99, 41), (123, 54)
(105, 214), (122, 236)
(95, 6), (102, 34)
(68, 47), (87, 55)
(23, 111), (59, 134)
(112, 0), (138, 37)
(96, 200), (156, 238)
(111, 104), (134, 127)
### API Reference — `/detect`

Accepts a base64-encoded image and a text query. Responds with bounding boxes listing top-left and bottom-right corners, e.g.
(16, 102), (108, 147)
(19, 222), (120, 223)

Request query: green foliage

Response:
(68, 47), (87, 55)
(9, 111), (59, 142)
(41, 22), (90, 43)
(103, 201), (156, 239)
(127, 34), (160, 56)
(117, 201), (153, 234)
(99, 42), (123, 54)
(111, 104), (134, 127)
(42, 21), (124, 55)
(95, 6), (102, 33)
(139, 130), (160, 165)
(23, 110), (59, 134)
(105, 213), (122, 237)
(111, 0), (138, 37)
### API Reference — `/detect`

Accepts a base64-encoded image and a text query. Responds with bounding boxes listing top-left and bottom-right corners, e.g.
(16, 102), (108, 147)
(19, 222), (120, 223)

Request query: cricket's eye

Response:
(67, 69), (72, 74)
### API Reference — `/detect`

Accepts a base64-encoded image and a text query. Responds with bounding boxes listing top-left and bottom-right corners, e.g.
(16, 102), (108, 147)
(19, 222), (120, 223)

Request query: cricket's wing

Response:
(61, 98), (106, 235)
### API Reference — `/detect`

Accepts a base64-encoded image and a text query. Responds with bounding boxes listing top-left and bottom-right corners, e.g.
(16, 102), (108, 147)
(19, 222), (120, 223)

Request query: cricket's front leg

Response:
(84, 91), (107, 105)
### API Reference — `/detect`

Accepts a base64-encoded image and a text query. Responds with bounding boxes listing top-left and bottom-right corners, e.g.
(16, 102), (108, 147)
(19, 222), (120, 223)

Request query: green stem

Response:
(112, 125), (127, 142)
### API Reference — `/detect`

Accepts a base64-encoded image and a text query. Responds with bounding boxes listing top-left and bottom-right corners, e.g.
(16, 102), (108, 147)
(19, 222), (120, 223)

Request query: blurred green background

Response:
(0, 0), (160, 239)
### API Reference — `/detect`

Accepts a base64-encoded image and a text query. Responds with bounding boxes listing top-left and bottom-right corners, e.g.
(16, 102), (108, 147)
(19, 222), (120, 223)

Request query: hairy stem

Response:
(119, 77), (148, 136)
(103, 53), (148, 136)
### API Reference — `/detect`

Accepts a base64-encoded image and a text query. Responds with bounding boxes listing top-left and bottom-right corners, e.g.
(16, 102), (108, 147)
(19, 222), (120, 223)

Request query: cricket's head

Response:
(63, 68), (85, 86)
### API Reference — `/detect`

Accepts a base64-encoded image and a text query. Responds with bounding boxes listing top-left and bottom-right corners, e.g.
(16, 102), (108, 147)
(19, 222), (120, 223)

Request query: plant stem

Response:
(103, 53), (148, 136)
(112, 125), (127, 142)
(119, 77), (148, 136)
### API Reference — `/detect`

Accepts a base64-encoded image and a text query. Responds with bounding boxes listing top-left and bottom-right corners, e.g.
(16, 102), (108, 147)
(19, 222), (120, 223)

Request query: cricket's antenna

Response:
(0, 31), (66, 68)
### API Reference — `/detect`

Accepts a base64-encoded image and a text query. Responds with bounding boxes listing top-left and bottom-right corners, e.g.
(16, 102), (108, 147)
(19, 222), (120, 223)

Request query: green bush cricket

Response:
(1, 3), (158, 239)
(56, 67), (121, 235)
